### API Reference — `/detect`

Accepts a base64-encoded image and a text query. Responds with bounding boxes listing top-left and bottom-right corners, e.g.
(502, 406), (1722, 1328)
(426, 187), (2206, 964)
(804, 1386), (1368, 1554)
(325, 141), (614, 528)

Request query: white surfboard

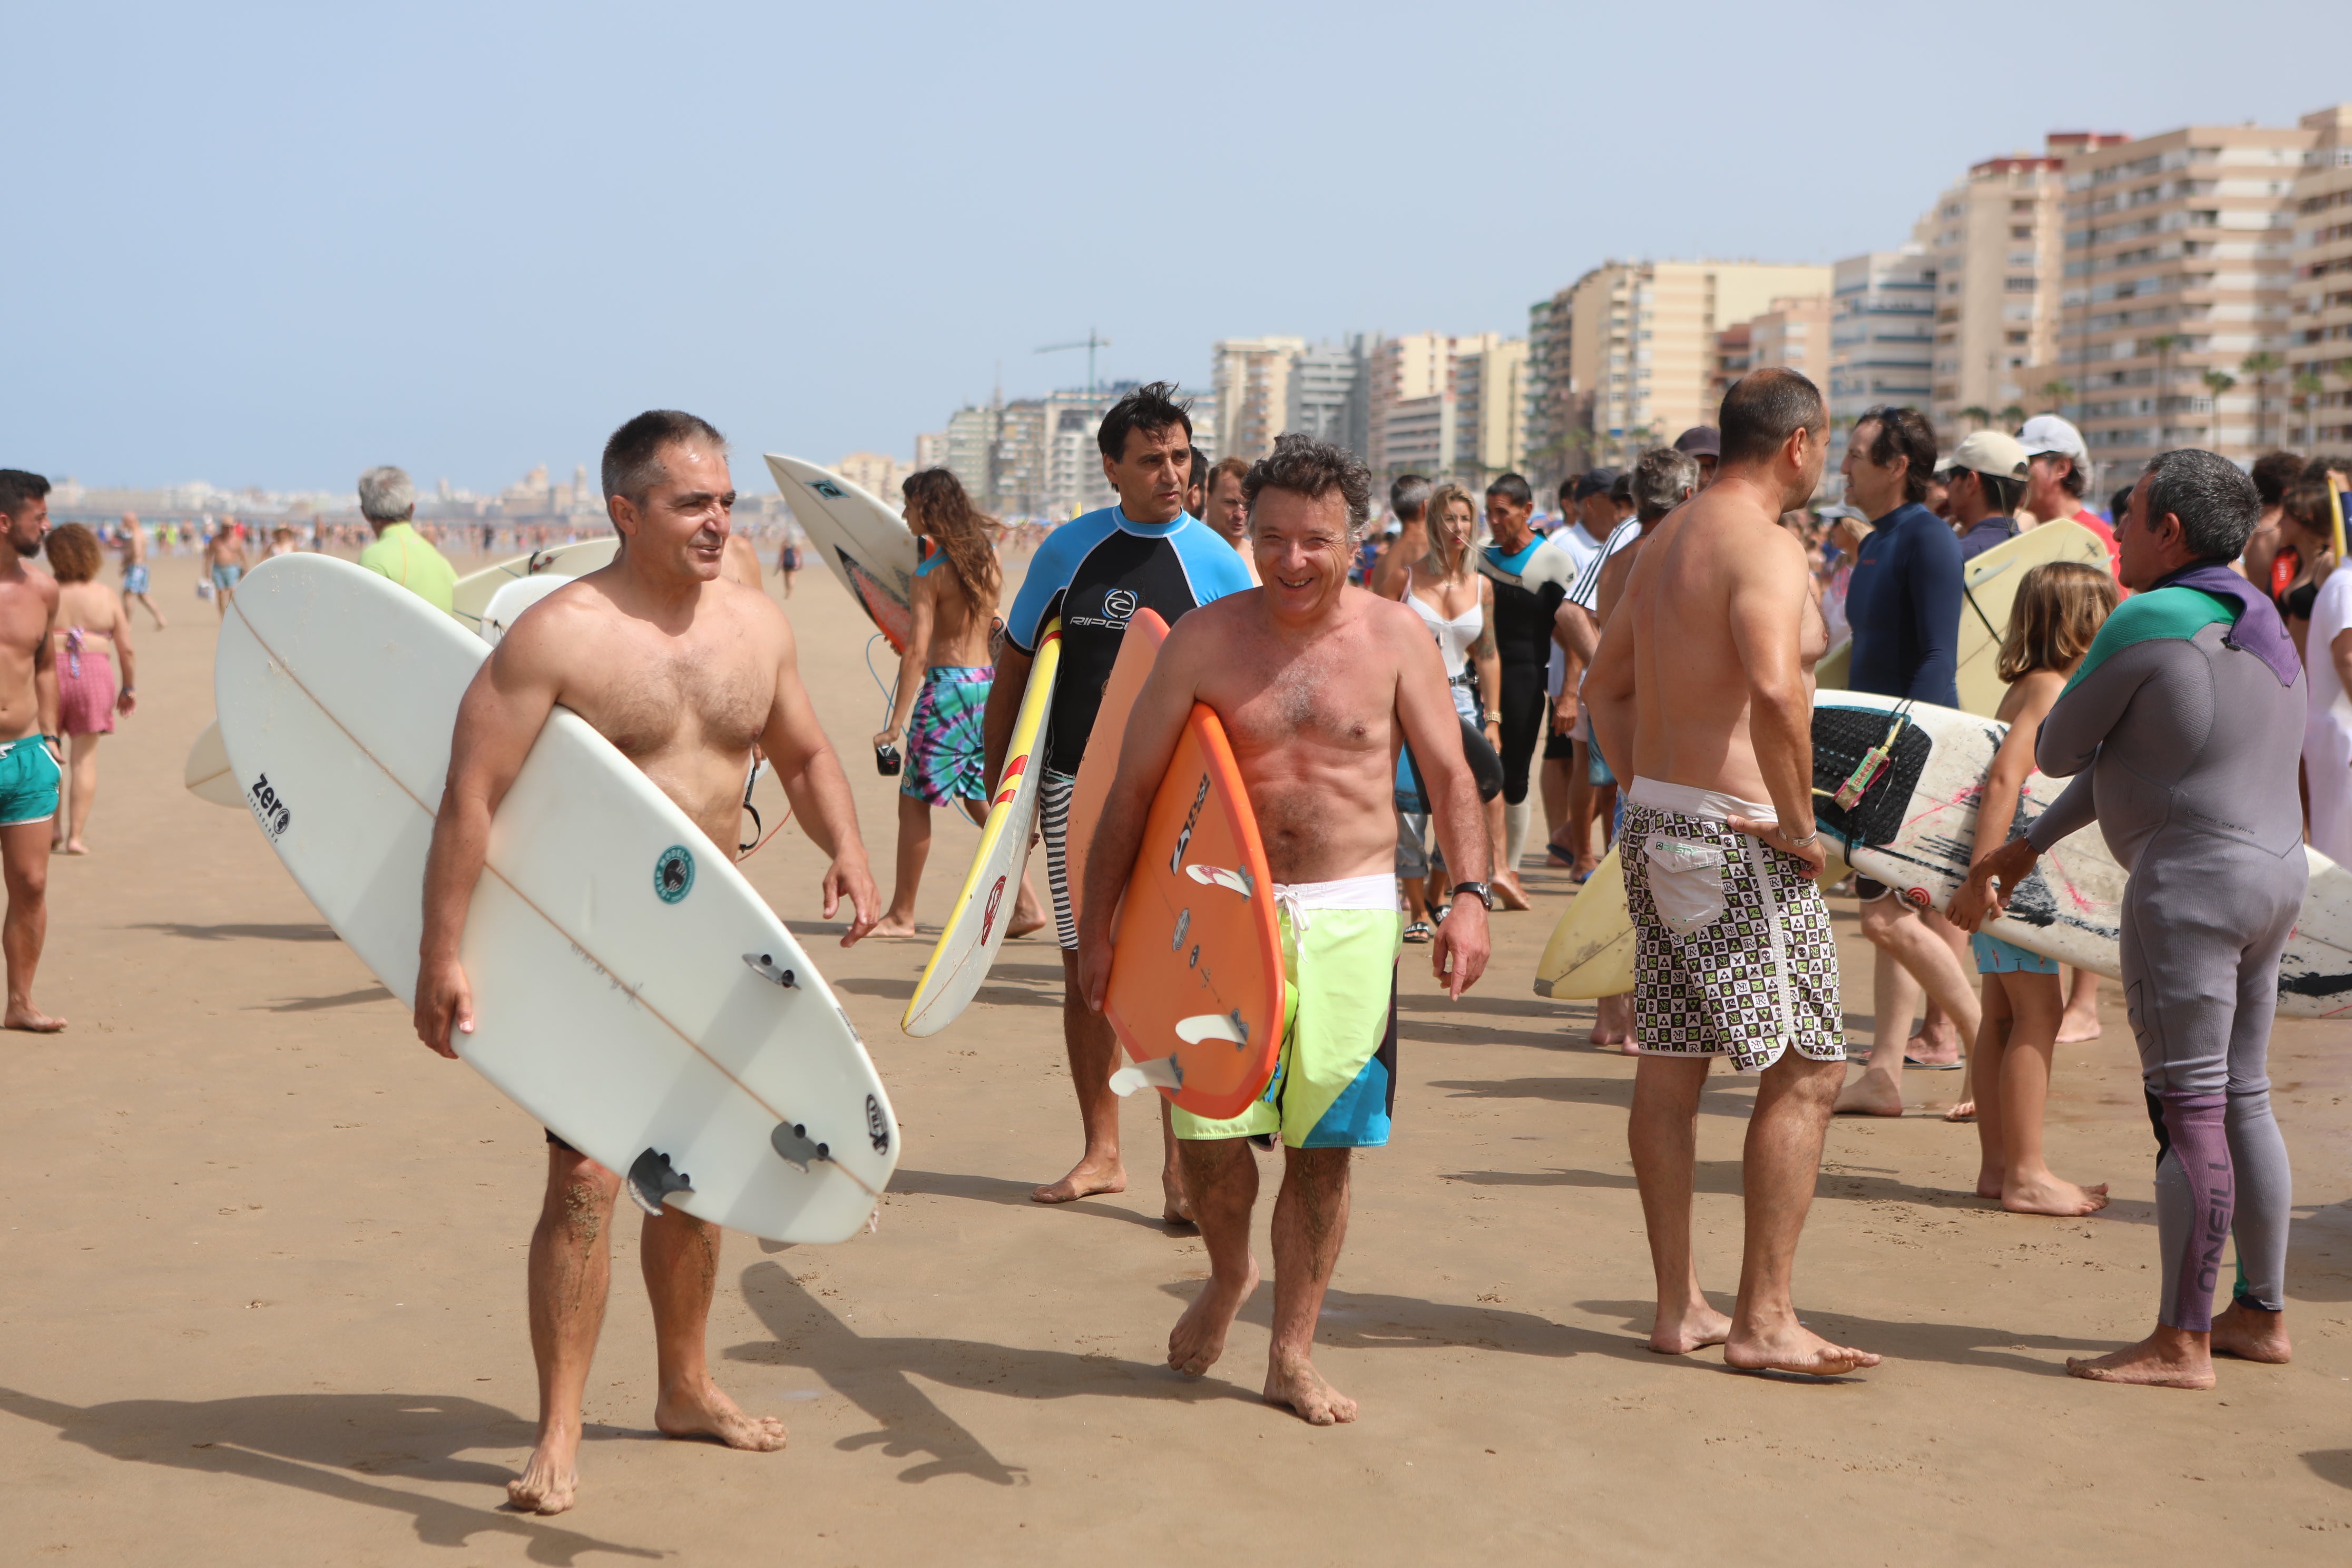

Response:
(1822, 690), (2352, 1020)
(481, 573), (572, 645)
(449, 536), (621, 632)
(214, 554), (896, 1241)
(762, 455), (921, 652)
(183, 719), (242, 807)
(899, 621), (1062, 1036)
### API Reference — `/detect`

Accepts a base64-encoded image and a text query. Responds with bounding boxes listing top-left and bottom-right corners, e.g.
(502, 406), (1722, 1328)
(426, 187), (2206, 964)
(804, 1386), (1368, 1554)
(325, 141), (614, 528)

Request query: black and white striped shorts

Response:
(1038, 767), (1079, 950)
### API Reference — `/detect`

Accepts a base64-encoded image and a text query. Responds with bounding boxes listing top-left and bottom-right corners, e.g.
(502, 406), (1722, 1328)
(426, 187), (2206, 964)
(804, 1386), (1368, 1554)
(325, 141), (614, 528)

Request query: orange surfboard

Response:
(1063, 608), (1169, 924)
(1100, 703), (1283, 1122)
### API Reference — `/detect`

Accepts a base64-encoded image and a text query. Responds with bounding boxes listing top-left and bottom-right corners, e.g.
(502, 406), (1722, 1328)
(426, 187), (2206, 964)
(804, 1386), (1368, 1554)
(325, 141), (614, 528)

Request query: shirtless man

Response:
(1200, 456), (1257, 580)
(1585, 370), (1876, 1375)
(1956, 449), (2302, 1389)
(0, 472), (64, 1033)
(205, 520), (248, 618)
(1575, 446), (1701, 1055)
(411, 410), (879, 1513)
(116, 512), (165, 630)
(1078, 434), (1493, 1424)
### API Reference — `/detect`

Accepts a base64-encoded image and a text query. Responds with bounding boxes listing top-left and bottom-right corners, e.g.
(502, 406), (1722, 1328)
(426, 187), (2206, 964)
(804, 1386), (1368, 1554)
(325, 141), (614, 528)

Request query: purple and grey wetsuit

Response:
(2024, 563), (2306, 1332)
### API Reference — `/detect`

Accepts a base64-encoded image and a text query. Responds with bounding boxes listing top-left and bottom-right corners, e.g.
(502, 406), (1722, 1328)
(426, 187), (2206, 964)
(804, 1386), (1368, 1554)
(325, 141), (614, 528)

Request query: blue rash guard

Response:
(1845, 501), (1963, 706)
(1003, 505), (1254, 776)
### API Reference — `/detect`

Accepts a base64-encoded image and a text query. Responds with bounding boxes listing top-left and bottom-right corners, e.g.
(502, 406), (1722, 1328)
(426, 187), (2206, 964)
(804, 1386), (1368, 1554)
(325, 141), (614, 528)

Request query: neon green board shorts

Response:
(1173, 883), (1403, 1149)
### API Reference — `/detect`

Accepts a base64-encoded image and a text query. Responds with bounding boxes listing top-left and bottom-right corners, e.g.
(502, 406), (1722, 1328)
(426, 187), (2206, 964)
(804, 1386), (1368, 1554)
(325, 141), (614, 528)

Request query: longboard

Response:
(1063, 608), (1170, 925)
(900, 622), (1062, 1036)
(214, 555), (897, 1241)
(449, 535), (620, 632)
(1100, 703), (1283, 1122)
(763, 454), (921, 652)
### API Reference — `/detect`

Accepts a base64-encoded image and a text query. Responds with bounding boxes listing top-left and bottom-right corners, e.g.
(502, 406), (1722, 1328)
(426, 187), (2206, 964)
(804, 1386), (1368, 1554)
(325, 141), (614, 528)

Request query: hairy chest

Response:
(573, 631), (772, 760)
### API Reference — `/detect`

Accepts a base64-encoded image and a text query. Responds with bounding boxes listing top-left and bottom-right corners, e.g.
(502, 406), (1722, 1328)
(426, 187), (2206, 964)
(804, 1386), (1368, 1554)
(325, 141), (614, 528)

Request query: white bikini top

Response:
(1406, 580), (1482, 681)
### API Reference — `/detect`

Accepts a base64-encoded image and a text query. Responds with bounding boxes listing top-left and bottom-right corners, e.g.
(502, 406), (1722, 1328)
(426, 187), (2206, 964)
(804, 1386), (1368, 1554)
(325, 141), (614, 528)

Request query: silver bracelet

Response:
(1787, 828), (1821, 849)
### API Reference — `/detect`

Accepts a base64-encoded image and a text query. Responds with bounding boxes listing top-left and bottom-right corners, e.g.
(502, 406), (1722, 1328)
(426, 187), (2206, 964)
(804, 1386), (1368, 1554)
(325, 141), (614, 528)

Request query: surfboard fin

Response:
(1184, 865), (1254, 897)
(770, 1121), (832, 1172)
(1175, 1010), (1249, 1048)
(743, 952), (798, 988)
(625, 1149), (694, 1216)
(1109, 1055), (1184, 1097)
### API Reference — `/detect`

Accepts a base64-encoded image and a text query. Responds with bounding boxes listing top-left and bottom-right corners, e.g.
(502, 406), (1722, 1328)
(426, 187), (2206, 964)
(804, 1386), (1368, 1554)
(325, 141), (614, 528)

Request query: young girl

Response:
(1950, 560), (2115, 1216)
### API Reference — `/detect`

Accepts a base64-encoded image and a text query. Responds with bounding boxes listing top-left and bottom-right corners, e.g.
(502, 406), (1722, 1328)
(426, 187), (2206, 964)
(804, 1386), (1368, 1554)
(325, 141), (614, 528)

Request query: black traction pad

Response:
(1811, 705), (1933, 848)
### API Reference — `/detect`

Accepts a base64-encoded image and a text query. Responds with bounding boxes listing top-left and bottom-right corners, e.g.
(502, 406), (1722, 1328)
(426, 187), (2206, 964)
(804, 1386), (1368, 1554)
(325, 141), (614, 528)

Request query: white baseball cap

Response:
(2016, 414), (2088, 462)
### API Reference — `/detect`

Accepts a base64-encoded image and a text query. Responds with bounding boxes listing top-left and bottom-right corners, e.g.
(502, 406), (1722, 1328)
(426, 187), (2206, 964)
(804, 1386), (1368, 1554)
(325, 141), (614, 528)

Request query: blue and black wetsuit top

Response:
(1003, 505), (1254, 776)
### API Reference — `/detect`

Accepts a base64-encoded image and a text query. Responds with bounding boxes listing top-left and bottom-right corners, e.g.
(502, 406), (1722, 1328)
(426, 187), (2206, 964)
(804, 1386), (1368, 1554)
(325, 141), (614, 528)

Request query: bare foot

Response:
(2056, 1011), (2102, 1044)
(1032, 1155), (1125, 1204)
(1723, 1321), (1879, 1376)
(2066, 1333), (2214, 1389)
(1571, 856), (1600, 881)
(1168, 1253), (1258, 1377)
(655, 1374), (789, 1451)
(1162, 1172), (1195, 1229)
(868, 915), (920, 938)
(2210, 1300), (2291, 1364)
(1833, 1074), (1902, 1116)
(2002, 1174), (2109, 1216)
(64, 840), (87, 855)
(507, 1425), (581, 1515)
(1494, 872), (1531, 911)
(1649, 1299), (1732, 1355)
(1945, 1100), (1976, 1123)
(1976, 1169), (2004, 1200)
(1264, 1348), (1357, 1425)
(4, 1006), (66, 1033)
(1589, 992), (1635, 1054)
(1006, 909), (1048, 938)
(1903, 1031), (1961, 1068)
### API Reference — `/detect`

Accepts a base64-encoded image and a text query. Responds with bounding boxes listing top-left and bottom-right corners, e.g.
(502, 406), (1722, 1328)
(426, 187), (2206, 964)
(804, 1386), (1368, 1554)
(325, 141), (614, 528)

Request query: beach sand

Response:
(2, 550), (2346, 1565)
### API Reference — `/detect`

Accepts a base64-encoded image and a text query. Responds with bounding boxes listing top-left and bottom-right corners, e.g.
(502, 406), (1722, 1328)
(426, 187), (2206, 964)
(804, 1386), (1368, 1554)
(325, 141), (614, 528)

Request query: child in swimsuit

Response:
(1955, 560), (2115, 1214)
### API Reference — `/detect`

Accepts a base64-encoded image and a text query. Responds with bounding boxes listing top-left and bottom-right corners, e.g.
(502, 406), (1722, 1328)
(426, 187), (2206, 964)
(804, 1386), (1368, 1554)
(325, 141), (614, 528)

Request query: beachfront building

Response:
(1365, 332), (1527, 489)
(1210, 337), (1307, 464)
(1283, 337), (1374, 458)
(1828, 248), (1938, 467)
(2291, 103), (2352, 450)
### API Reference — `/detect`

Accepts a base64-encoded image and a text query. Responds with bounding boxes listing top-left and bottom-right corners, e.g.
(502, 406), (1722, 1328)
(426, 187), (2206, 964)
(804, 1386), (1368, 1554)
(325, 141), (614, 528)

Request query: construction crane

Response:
(1035, 329), (1112, 399)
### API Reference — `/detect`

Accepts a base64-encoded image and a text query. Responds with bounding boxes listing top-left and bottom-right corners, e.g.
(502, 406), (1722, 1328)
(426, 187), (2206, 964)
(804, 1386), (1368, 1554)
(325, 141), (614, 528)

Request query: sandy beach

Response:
(2, 548), (2346, 1566)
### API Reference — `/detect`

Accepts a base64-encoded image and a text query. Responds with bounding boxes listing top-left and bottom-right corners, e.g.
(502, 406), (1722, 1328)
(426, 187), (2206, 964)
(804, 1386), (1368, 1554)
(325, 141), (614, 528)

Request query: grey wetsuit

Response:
(2025, 569), (2306, 1331)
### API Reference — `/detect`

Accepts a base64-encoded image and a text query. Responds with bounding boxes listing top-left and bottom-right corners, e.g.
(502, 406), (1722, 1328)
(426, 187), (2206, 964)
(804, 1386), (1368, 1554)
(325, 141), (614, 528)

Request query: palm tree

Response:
(1958, 405), (1993, 430)
(1999, 403), (2027, 428)
(2202, 369), (2237, 449)
(2150, 333), (2181, 437)
(2292, 370), (2326, 451)
(2039, 379), (2074, 415)
(2239, 351), (2284, 451)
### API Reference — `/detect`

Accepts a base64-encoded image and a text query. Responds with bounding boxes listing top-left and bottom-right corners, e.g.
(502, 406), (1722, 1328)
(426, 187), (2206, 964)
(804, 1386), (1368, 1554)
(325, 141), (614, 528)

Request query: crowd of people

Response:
(1, 373), (2341, 1514)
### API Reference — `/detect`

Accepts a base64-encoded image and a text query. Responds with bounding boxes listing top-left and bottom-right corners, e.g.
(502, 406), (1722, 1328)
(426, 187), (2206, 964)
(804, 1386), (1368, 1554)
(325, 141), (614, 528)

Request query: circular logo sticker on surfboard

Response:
(654, 845), (696, 904)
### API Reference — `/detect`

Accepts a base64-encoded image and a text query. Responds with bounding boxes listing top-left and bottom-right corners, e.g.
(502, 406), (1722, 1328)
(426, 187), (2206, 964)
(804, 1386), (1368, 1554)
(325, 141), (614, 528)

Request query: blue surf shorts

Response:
(1971, 932), (2059, 976)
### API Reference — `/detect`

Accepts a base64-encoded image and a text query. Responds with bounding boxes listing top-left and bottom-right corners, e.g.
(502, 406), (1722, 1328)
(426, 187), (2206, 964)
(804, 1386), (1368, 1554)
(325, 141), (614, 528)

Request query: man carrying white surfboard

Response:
(1585, 369), (1878, 1377)
(986, 382), (1252, 1215)
(413, 410), (880, 1514)
(1079, 433), (1492, 1425)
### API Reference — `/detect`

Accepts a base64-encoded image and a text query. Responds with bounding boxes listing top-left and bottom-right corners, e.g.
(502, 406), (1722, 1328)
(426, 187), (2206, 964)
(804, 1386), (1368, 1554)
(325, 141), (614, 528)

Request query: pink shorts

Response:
(58, 641), (115, 736)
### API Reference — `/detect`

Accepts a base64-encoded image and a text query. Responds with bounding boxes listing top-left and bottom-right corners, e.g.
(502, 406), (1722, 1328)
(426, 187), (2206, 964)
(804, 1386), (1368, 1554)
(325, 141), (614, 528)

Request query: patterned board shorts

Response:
(1620, 777), (1844, 1073)
(901, 665), (991, 807)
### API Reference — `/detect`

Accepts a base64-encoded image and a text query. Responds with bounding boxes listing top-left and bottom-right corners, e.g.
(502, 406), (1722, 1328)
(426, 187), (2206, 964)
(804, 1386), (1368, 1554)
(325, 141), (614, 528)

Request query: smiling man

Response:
(987, 383), (1254, 1217)
(413, 409), (880, 1514)
(1077, 433), (1492, 1423)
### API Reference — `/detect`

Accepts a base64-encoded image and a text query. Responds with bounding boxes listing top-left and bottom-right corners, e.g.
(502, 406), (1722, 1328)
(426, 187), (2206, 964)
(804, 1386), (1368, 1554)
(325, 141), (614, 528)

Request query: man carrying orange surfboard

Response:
(1077, 434), (1493, 1425)
(987, 383), (1253, 1216)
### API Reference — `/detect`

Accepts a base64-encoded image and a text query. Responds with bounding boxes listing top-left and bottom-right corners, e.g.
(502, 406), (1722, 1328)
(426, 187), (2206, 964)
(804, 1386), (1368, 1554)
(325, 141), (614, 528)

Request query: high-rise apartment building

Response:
(914, 431), (949, 472)
(1366, 332), (1526, 486)
(1524, 260), (1832, 481)
(2055, 120), (2313, 469)
(1211, 337), (1307, 463)
(1922, 138), (2127, 438)
(2290, 104), (2352, 451)
(1709, 322), (1752, 407)
(836, 452), (913, 504)
(1283, 337), (1374, 457)
(943, 403), (998, 509)
(1829, 248), (1938, 465)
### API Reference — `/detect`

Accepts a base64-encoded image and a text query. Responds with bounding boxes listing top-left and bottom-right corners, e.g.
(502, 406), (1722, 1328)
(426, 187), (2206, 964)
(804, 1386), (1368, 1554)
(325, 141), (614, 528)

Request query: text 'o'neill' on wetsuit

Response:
(2024, 562), (2306, 1332)
(1003, 504), (1253, 948)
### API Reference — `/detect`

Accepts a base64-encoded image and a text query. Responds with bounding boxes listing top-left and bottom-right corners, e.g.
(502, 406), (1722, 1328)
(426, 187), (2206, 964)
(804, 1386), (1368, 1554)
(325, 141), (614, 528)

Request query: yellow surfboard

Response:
(1533, 846), (1634, 1000)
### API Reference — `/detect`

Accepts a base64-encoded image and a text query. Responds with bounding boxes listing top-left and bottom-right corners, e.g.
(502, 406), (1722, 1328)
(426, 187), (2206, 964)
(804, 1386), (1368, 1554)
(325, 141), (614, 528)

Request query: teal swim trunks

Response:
(0, 738), (61, 826)
(1971, 931), (2059, 976)
(1173, 876), (1402, 1149)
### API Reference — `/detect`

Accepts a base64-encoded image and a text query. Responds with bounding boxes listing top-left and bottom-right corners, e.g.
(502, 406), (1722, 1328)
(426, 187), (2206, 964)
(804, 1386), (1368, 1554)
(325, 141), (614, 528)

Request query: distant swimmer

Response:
(1585, 369), (1877, 1376)
(987, 382), (1252, 1217)
(115, 512), (165, 630)
(1079, 433), (1492, 1424)
(355, 467), (456, 613)
(1957, 450), (2305, 1389)
(0, 469), (64, 1032)
(412, 410), (880, 1513)
(870, 468), (1045, 939)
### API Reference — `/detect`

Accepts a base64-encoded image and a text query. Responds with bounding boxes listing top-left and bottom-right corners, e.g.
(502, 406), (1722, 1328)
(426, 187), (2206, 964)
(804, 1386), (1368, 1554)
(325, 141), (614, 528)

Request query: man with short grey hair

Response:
(1079, 432), (1491, 1423)
(356, 464), (457, 614)
(1957, 448), (2305, 1390)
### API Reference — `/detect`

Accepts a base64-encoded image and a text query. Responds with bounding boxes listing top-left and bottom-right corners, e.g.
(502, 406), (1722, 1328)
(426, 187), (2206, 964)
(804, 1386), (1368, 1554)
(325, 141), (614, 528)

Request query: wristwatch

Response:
(1449, 880), (1495, 910)
(1481, 711), (1501, 726)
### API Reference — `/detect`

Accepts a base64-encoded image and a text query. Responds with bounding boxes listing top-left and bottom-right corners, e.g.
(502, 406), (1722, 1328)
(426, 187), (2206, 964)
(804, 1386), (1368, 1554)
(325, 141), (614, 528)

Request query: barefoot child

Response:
(1951, 561), (2114, 1216)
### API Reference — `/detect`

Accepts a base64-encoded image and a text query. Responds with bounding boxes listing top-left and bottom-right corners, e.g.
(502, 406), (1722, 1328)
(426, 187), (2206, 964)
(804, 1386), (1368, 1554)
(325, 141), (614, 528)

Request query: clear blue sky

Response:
(6, 1), (2344, 493)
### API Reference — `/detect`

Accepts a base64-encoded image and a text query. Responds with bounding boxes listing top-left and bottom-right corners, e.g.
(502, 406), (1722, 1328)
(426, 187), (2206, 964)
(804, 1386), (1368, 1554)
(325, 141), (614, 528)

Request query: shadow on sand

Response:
(2305, 1449), (2352, 1491)
(1573, 1297), (2124, 1378)
(130, 921), (340, 944)
(1444, 1160), (2155, 1225)
(254, 985), (396, 1013)
(886, 1167), (1172, 1233)
(0, 1386), (661, 1564)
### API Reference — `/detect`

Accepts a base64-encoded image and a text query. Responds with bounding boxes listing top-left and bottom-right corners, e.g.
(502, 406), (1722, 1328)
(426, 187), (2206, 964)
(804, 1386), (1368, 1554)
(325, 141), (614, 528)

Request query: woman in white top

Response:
(2298, 475), (2352, 866)
(1384, 482), (1510, 933)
